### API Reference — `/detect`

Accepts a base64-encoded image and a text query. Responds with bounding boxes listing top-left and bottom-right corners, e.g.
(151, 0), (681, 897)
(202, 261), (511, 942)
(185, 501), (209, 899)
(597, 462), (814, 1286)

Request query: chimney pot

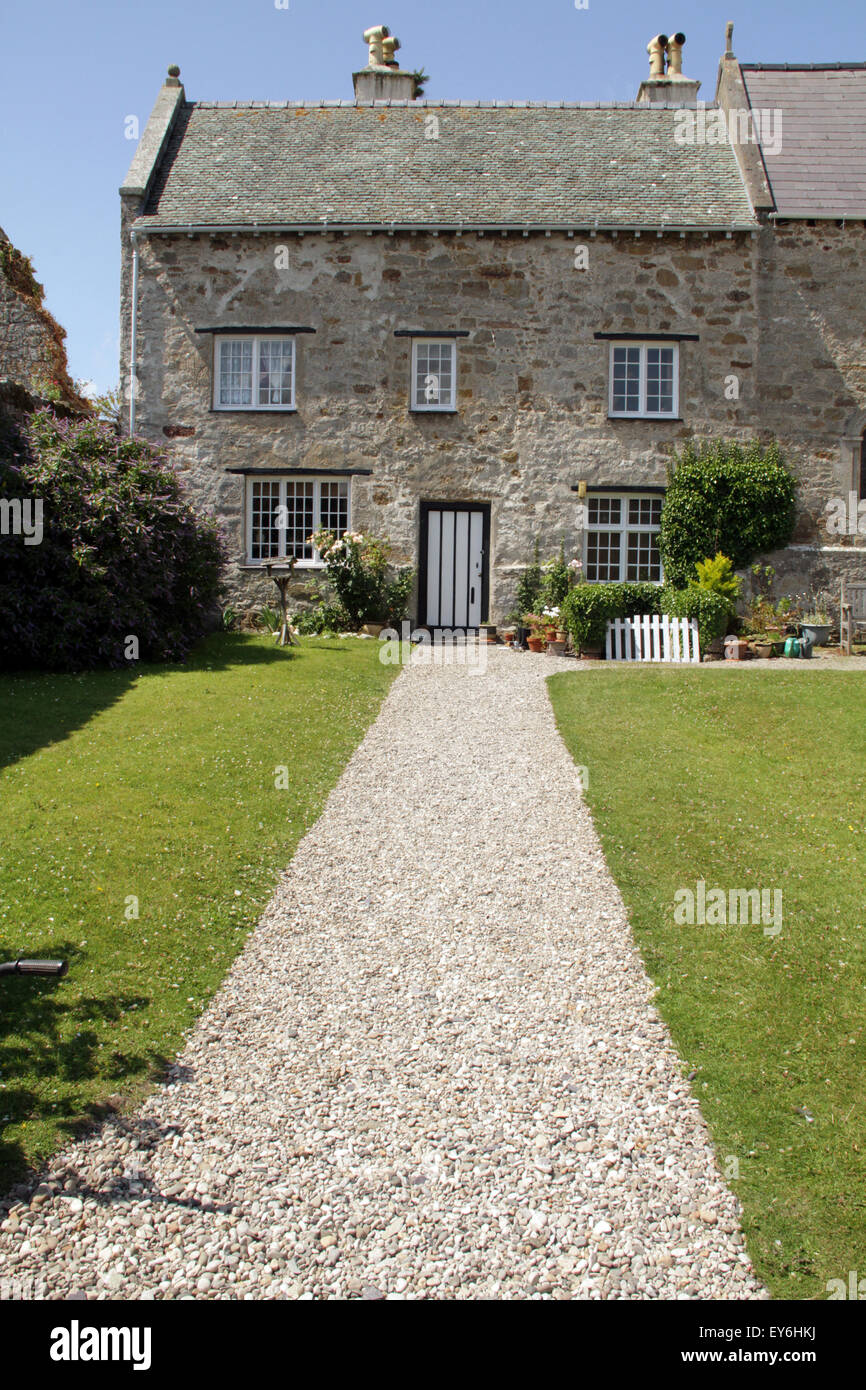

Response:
(363, 24), (391, 67)
(637, 31), (700, 105)
(667, 32), (687, 77)
(354, 27), (418, 100)
(647, 34), (669, 78)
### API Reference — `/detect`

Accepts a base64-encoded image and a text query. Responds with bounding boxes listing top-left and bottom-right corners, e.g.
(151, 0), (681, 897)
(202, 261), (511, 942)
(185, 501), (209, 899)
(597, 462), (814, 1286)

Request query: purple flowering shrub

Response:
(0, 410), (225, 671)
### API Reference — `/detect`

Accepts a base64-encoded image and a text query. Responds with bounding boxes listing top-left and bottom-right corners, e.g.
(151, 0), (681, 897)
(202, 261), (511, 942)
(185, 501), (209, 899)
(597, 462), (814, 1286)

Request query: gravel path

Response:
(0, 649), (765, 1300)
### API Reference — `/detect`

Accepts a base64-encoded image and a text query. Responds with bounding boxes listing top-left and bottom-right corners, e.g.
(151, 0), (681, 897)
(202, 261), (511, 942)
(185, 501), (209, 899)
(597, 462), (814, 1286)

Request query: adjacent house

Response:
(0, 227), (90, 429)
(119, 23), (866, 627)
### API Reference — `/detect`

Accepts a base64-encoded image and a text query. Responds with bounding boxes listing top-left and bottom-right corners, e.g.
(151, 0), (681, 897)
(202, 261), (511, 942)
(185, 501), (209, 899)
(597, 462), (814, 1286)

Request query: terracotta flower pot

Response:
(527, 637), (545, 653)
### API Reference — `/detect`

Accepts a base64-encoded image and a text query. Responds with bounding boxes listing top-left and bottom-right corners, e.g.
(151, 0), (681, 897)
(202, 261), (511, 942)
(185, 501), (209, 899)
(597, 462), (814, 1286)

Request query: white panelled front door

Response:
(422, 505), (488, 630)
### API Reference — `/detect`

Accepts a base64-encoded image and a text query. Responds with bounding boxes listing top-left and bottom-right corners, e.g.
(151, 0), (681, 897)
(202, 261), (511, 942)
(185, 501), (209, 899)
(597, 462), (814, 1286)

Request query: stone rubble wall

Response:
(121, 220), (866, 620)
(0, 229), (89, 412)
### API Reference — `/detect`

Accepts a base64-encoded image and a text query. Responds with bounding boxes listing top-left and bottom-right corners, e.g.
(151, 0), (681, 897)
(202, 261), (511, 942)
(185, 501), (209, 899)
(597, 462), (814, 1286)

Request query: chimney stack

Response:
(636, 30), (701, 105)
(354, 25), (418, 100)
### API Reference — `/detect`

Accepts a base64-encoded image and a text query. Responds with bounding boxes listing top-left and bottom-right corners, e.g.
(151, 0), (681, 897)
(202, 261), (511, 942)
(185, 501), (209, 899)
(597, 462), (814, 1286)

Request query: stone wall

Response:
(0, 229), (88, 412)
(122, 219), (866, 620)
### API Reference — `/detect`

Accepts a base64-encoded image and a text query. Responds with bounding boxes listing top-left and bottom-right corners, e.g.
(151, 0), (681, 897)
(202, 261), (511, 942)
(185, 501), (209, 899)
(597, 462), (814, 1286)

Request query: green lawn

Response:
(548, 668), (866, 1300)
(0, 634), (397, 1189)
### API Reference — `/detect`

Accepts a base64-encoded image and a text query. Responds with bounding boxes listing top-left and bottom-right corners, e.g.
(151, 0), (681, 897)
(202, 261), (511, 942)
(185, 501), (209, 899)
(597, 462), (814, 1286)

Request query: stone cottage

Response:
(119, 23), (866, 627)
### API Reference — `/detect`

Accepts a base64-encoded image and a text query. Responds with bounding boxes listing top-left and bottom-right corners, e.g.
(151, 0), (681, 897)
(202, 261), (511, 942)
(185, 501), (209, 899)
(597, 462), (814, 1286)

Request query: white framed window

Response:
(608, 342), (679, 419)
(411, 339), (457, 411)
(214, 335), (296, 410)
(246, 476), (349, 565)
(584, 493), (664, 583)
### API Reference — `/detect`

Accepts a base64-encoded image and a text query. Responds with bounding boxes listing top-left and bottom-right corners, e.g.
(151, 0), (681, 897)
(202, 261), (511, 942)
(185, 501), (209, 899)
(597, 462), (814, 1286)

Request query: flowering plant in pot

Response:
(541, 606), (563, 641)
(525, 613), (548, 652)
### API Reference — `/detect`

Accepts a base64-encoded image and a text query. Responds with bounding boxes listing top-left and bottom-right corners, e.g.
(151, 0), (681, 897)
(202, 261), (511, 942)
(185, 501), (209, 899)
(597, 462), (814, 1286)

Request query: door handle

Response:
(470, 586), (475, 604)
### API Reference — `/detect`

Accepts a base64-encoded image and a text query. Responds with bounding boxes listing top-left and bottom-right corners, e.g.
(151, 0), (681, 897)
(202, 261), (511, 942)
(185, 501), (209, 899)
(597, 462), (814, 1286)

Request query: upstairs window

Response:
(609, 343), (678, 419)
(215, 336), (296, 411)
(246, 476), (349, 564)
(411, 339), (457, 411)
(584, 493), (663, 582)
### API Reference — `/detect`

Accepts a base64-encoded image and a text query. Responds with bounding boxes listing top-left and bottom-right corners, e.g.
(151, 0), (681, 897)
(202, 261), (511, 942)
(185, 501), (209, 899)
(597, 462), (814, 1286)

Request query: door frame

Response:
(418, 500), (491, 631)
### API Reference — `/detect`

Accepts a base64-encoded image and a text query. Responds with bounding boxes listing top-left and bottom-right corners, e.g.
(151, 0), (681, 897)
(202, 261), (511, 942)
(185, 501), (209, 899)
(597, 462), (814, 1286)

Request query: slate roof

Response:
(135, 102), (757, 230)
(741, 65), (866, 217)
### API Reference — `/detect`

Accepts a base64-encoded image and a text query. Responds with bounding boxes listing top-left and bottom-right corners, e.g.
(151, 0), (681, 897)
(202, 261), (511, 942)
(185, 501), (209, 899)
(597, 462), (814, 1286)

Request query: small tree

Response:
(658, 440), (796, 588)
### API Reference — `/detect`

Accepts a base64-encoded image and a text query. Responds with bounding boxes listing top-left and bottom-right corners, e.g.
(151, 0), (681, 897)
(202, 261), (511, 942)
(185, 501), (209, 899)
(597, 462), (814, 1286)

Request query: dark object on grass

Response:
(0, 958), (68, 978)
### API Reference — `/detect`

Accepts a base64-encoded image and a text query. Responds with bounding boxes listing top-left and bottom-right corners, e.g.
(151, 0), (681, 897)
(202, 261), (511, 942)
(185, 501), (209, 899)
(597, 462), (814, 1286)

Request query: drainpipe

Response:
(129, 227), (139, 436)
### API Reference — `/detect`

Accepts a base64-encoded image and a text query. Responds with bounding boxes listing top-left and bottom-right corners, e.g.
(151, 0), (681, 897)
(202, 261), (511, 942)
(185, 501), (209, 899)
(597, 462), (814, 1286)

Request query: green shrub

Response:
(560, 580), (730, 651)
(561, 582), (662, 648)
(541, 546), (571, 609)
(689, 552), (741, 611)
(311, 530), (414, 628)
(515, 539), (544, 617)
(256, 606), (282, 635)
(0, 409), (224, 671)
(658, 440), (797, 587)
(293, 599), (352, 636)
(660, 585), (731, 645)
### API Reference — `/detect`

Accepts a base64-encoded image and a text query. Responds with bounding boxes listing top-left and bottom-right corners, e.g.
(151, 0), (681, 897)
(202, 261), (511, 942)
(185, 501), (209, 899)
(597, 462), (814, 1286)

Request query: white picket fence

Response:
(606, 614), (701, 664)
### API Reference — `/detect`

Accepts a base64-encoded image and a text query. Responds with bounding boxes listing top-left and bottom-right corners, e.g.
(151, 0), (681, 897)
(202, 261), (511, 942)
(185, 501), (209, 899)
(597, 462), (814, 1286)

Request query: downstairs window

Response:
(584, 494), (663, 583)
(246, 476), (349, 565)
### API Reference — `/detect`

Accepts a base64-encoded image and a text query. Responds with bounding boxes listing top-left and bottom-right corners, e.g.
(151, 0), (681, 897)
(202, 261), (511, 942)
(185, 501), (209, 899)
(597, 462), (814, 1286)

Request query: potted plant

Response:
(541, 606), (561, 640)
(526, 613), (547, 652)
(800, 611), (831, 647)
(479, 619), (498, 644)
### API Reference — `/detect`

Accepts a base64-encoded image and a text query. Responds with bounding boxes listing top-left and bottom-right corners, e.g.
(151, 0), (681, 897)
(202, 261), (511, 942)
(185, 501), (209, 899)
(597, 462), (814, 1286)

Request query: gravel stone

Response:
(0, 649), (766, 1300)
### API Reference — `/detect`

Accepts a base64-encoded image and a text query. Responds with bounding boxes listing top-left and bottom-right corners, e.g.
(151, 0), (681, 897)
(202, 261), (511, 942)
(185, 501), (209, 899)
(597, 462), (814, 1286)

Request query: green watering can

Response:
(784, 636), (813, 659)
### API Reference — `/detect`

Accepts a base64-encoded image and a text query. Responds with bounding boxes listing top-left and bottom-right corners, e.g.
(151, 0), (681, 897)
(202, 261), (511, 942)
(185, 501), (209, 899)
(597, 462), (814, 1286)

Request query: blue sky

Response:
(2, 0), (862, 392)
